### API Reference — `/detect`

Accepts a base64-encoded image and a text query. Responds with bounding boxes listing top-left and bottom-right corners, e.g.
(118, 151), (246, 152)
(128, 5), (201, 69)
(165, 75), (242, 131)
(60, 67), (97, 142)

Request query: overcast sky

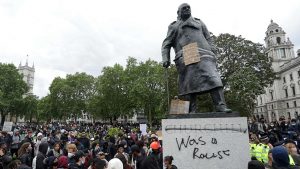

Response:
(1, 0), (299, 98)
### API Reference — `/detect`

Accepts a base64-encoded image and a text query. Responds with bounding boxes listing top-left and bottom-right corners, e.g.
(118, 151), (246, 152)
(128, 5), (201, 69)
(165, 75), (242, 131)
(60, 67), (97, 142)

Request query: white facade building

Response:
(18, 60), (35, 94)
(255, 20), (300, 122)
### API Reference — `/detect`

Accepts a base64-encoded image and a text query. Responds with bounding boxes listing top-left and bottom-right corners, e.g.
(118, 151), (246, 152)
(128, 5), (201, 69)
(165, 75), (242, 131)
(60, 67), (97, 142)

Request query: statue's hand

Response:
(163, 61), (170, 68)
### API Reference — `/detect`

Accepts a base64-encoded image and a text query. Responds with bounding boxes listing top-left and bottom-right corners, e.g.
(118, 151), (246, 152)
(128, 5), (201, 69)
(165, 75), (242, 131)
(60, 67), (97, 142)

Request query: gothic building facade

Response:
(254, 20), (300, 122)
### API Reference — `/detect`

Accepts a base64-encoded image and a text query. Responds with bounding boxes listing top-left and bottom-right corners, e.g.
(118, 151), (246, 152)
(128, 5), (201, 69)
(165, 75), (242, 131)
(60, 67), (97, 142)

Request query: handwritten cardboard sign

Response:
(162, 117), (250, 169)
(169, 99), (190, 114)
(183, 42), (201, 66)
(2, 121), (13, 132)
(139, 124), (147, 136)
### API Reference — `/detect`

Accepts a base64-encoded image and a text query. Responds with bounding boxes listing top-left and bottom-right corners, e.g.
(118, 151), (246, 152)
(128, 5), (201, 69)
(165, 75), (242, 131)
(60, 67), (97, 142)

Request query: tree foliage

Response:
(0, 63), (28, 126)
(23, 95), (38, 122)
(37, 95), (52, 122)
(89, 57), (168, 126)
(214, 33), (275, 115)
(49, 72), (95, 120)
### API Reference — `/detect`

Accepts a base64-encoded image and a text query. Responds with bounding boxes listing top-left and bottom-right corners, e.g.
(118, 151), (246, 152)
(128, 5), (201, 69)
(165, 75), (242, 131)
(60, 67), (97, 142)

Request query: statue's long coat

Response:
(162, 17), (223, 96)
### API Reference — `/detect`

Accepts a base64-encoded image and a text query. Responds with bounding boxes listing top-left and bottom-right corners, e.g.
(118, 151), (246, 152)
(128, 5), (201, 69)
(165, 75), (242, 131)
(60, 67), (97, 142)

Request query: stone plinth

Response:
(162, 116), (250, 169)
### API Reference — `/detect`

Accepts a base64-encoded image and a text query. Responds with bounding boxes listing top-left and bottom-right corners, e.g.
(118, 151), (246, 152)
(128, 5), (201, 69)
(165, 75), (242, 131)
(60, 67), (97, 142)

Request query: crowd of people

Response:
(248, 116), (300, 169)
(3, 116), (300, 169)
(0, 122), (177, 169)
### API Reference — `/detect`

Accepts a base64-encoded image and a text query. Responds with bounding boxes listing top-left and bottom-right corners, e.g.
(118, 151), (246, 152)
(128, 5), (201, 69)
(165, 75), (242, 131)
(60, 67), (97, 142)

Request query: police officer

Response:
(256, 134), (273, 163)
(249, 133), (259, 159)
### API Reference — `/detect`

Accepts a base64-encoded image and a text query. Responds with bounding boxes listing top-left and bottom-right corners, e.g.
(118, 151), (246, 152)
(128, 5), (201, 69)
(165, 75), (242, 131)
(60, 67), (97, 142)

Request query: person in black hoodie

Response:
(69, 150), (85, 169)
(130, 145), (145, 169)
(36, 142), (49, 169)
(77, 133), (90, 151)
(107, 137), (117, 161)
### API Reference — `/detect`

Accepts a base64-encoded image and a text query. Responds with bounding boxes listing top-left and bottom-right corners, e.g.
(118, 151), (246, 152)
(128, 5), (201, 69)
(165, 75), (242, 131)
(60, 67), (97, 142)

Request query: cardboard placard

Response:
(183, 42), (201, 65)
(2, 121), (13, 132)
(170, 99), (190, 114)
(140, 124), (147, 136)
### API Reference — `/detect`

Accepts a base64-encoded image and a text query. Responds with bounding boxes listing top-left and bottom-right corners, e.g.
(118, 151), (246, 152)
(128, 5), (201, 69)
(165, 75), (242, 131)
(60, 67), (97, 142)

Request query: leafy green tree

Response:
(129, 59), (165, 126)
(0, 63), (28, 126)
(214, 33), (275, 115)
(49, 72), (95, 120)
(90, 64), (134, 121)
(89, 58), (168, 126)
(23, 95), (38, 122)
(36, 95), (53, 122)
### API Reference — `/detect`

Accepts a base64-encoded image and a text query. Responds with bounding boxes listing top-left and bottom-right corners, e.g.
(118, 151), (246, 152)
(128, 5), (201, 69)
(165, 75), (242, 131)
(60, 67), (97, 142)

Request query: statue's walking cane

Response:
(165, 68), (170, 113)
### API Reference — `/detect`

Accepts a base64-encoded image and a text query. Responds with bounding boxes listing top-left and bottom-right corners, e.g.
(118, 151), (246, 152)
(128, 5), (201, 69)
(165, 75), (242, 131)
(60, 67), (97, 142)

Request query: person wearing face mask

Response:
(69, 150), (86, 169)
(34, 132), (44, 156)
(289, 119), (298, 133)
(284, 140), (300, 166)
(280, 117), (289, 132)
(268, 123), (280, 146)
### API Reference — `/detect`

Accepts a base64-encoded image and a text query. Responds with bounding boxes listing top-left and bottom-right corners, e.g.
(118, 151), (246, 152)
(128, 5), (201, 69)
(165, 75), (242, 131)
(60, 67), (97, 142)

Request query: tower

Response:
(18, 59), (35, 94)
(264, 20), (295, 72)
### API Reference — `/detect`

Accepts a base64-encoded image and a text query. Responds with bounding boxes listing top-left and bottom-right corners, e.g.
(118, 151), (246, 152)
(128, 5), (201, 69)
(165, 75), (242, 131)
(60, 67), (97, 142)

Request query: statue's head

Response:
(177, 3), (191, 20)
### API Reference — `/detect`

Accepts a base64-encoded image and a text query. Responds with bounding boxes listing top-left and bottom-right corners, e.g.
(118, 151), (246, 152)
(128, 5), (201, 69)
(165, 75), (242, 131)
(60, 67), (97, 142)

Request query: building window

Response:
(272, 112), (276, 119)
(277, 37), (281, 44)
(270, 91), (274, 100)
(271, 104), (274, 109)
(295, 112), (299, 118)
(290, 73), (294, 81)
(283, 77), (286, 83)
(292, 86), (296, 96)
(298, 70), (300, 77)
(288, 112), (291, 119)
(260, 97), (263, 104)
(285, 88), (288, 98)
(294, 101), (297, 107)
(287, 102), (289, 108)
(279, 48), (286, 58)
(261, 108), (263, 112)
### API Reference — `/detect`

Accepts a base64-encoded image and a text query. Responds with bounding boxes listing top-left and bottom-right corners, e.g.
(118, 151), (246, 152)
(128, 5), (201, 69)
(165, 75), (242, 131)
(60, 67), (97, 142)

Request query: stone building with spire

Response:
(254, 20), (300, 122)
(18, 59), (35, 95)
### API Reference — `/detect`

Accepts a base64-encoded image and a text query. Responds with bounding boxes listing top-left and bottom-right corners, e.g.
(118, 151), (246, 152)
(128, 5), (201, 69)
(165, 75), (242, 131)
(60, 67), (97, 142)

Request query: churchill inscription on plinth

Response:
(162, 117), (250, 169)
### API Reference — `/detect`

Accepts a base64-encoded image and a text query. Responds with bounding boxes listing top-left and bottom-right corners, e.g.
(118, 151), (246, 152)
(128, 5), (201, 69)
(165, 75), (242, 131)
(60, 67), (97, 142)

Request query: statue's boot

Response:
(189, 94), (197, 113)
(182, 94), (197, 113)
(210, 88), (232, 113)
